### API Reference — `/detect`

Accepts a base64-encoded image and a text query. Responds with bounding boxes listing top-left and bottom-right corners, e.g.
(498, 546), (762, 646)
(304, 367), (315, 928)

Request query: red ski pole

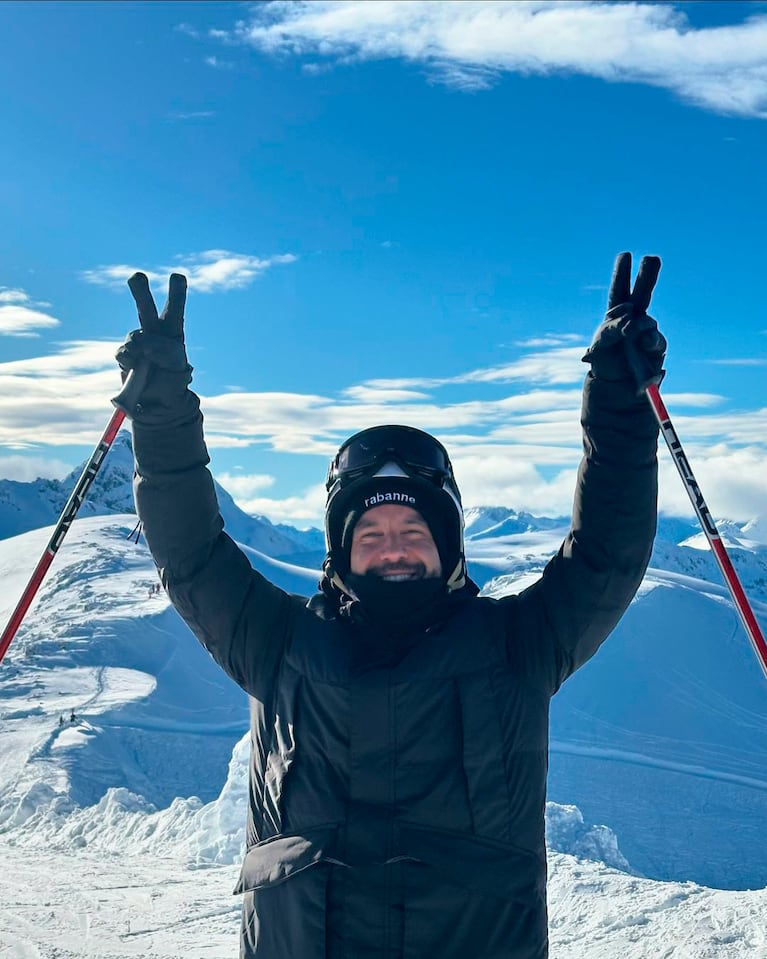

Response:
(628, 344), (767, 680)
(0, 365), (148, 666)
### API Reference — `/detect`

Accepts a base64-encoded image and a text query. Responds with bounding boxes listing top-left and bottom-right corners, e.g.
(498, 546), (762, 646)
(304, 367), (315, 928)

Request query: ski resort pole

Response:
(628, 345), (767, 680)
(0, 365), (149, 666)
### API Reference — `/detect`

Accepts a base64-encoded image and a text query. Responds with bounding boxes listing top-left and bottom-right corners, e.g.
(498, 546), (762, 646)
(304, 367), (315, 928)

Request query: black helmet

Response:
(323, 425), (467, 593)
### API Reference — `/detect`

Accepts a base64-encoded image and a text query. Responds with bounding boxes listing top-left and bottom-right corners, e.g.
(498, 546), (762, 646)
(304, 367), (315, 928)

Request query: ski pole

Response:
(0, 364), (148, 666)
(628, 344), (767, 680)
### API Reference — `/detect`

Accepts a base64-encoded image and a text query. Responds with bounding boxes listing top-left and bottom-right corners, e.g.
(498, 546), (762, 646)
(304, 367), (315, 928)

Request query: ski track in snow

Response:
(550, 741), (767, 793)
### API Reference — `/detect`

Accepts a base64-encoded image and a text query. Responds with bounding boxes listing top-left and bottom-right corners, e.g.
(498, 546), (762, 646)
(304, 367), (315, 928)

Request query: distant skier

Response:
(69, 709), (76, 723)
(58, 714), (64, 727)
(117, 254), (665, 959)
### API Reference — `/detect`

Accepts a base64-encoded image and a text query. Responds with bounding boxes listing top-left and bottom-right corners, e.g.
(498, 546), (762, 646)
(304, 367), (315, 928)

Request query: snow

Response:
(2, 461), (767, 956)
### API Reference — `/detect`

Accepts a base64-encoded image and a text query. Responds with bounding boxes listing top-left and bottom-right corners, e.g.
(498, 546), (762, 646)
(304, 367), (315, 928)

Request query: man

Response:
(117, 253), (665, 959)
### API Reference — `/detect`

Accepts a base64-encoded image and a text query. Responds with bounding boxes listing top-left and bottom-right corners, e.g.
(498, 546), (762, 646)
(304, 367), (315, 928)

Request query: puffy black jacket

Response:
(132, 373), (658, 958)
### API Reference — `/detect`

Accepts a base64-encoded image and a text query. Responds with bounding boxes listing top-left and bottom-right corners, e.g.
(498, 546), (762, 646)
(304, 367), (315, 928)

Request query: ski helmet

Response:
(324, 425), (467, 592)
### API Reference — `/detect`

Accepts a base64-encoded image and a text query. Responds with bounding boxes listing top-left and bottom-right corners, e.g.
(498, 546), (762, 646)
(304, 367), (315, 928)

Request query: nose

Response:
(377, 532), (409, 561)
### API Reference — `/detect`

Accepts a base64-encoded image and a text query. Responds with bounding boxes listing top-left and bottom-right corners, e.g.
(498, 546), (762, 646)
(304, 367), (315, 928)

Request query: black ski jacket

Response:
(132, 373), (658, 959)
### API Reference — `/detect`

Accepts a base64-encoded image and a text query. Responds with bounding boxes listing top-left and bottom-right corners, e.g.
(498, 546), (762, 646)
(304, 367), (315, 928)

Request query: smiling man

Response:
(351, 503), (442, 581)
(117, 253), (665, 959)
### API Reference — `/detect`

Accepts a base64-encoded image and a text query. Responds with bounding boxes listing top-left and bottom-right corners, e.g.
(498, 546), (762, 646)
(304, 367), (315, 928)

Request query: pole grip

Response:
(111, 362), (151, 417)
(624, 337), (665, 396)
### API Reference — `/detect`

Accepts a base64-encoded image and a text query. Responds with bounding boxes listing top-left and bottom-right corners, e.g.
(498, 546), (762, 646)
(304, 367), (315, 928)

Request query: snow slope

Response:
(2, 464), (767, 954)
(482, 529), (767, 889)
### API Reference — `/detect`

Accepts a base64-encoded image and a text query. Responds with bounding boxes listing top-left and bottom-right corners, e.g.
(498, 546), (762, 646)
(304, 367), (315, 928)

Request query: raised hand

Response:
(127, 272), (187, 339)
(114, 273), (192, 419)
(583, 252), (667, 389)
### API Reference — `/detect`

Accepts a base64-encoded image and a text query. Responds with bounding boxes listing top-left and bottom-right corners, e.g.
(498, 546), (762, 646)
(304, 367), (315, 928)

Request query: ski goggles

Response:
(326, 425), (455, 491)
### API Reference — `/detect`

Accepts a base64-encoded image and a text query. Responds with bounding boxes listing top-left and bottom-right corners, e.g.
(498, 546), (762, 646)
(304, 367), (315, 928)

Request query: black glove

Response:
(115, 273), (194, 422)
(582, 252), (667, 390)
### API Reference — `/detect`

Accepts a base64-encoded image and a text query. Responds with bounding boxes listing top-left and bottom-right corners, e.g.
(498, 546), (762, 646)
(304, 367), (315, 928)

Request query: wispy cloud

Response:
(0, 288), (31, 304)
(221, 482), (329, 527)
(215, 471), (276, 498)
(657, 445), (767, 522)
(0, 454), (73, 483)
(175, 22), (201, 40)
(707, 358), (767, 366)
(222, 1), (767, 119)
(204, 55), (234, 70)
(514, 334), (582, 348)
(2, 335), (766, 522)
(0, 285), (60, 337)
(361, 345), (589, 391)
(82, 250), (297, 293)
(341, 386), (433, 403)
(166, 110), (216, 121)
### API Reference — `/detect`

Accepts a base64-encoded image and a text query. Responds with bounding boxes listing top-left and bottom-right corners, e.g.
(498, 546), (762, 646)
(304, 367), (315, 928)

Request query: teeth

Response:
(382, 573), (415, 582)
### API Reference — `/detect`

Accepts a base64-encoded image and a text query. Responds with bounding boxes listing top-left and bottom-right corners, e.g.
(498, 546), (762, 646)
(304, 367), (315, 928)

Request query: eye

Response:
(357, 529), (382, 543)
(405, 527), (428, 539)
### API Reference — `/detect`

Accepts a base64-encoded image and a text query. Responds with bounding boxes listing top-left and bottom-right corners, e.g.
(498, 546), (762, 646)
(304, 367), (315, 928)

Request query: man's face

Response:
(350, 504), (442, 580)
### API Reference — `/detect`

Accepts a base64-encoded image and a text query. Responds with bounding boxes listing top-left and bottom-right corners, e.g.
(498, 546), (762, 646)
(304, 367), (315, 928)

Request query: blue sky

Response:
(1, 0), (766, 528)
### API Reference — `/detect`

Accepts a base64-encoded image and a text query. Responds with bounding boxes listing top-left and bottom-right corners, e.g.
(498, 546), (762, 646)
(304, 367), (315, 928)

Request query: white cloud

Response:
(0, 340), (120, 375)
(225, 1), (767, 118)
(0, 286), (60, 336)
(341, 386), (433, 402)
(220, 484), (329, 526)
(82, 250), (297, 293)
(514, 334), (583, 348)
(0, 454), (73, 482)
(214, 472), (276, 498)
(0, 288), (30, 304)
(2, 334), (767, 525)
(204, 56), (234, 69)
(456, 455), (580, 516)
(661, 392), (725, 409)
(360, 346), (588, 393)
(707, 358), (767, 367)
(166, 110), (216, 121)
(0, 305), (61, 337)
(0, 341), (126, 449)
(657, 445), (767, 523)
(176, 22), (201, 40)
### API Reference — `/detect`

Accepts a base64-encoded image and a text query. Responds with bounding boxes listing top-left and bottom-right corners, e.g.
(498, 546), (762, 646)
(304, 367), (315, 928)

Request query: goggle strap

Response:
(335, 430), (450, 477)
(328, 454), (453, 493)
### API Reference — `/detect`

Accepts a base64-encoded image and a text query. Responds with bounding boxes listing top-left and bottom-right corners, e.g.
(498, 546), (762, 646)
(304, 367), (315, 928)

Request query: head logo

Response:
(363, 491), (417, 509)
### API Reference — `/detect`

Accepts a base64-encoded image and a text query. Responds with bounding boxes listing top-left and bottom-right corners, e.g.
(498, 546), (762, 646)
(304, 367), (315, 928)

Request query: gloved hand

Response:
(115, 272), (193, 422)
(582, 252), (667, 390)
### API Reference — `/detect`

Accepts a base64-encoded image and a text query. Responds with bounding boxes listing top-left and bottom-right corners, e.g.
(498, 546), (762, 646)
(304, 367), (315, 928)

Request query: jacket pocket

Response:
(234, 823), (341, 893)
(398, 824), (548, 959)
(397, 821), (545, 901)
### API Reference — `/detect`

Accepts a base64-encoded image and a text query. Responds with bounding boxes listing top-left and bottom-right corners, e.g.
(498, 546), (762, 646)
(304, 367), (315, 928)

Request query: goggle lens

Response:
(328, 427), (452, 489)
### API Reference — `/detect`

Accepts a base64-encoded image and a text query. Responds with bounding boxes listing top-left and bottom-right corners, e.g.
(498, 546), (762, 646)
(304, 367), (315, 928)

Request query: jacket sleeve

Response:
(131, 396), (291, 701)
(501, 372), (659, 693)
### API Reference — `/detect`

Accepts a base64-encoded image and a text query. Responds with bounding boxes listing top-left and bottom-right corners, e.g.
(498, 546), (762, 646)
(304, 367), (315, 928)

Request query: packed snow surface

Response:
(2, 447), (767, 956)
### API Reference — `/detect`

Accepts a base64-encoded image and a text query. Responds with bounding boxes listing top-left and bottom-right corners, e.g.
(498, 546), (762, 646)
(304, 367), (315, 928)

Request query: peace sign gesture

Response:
(127, 272), (188, 339)
(583, 252), (667, 390)
(114, 273), (192, 418)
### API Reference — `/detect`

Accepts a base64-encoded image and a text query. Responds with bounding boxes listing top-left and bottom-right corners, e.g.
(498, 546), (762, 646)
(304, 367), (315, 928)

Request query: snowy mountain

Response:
(2, 457), (767, 955)
(0, 428), (325, 560)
